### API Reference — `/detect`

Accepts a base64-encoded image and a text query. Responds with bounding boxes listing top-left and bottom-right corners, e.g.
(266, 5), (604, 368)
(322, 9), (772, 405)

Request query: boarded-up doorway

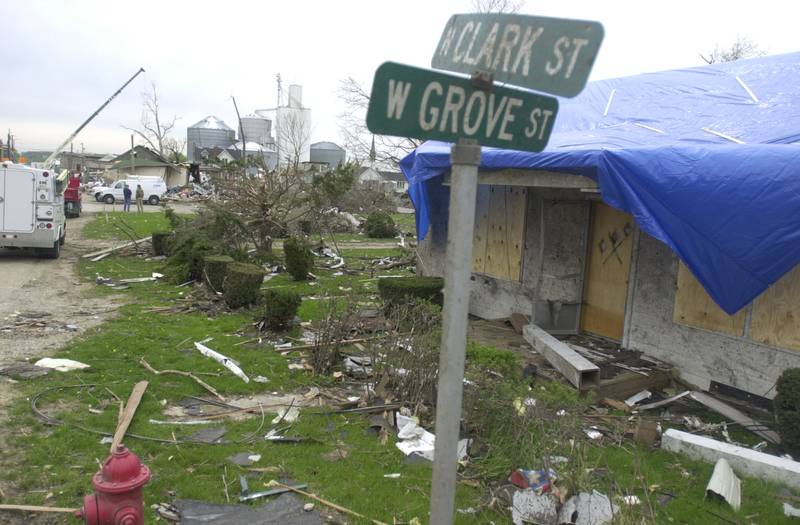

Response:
(580, 202), (634, 340)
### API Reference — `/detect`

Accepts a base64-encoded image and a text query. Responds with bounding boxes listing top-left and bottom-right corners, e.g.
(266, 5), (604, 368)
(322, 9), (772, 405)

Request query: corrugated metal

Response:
(241, 115), (273, 146)
(310, 143), (345, 169)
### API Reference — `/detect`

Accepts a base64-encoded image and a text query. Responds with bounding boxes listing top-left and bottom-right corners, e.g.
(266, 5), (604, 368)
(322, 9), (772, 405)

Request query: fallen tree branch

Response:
(140, 358), (225, 401)
(0, 504), (78, 513)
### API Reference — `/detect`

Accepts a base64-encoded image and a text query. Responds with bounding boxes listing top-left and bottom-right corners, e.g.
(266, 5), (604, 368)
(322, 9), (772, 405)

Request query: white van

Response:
(0, 162), (66, 258)
(94, 177), (167, 205)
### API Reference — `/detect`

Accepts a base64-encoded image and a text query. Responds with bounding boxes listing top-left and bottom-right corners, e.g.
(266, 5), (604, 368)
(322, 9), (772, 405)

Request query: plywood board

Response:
(580, 202), (634, 340)
(505, 186), (527, 281)
(484, 185), (511, 279)
(750, 265), (800, 350)
(472, 184), (491, 274)
(673, 262), (746, 337)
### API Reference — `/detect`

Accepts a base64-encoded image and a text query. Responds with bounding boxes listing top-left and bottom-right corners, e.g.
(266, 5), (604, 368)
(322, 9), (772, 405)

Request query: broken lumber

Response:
(662, 429), (800, 488)
(140, 358), (225, 401)
(523, 324), (599, 389)
(82, 237), (152, 259)
(0, 504), (78, 513)
(267, 481), (388, 525)
(689, 391), (780, 445)
(110, 381), (148, 452)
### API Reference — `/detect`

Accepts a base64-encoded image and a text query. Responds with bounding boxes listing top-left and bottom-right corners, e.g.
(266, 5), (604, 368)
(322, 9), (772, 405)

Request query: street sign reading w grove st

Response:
(432, 13), (603, 97)
(366, 61), (558, 152)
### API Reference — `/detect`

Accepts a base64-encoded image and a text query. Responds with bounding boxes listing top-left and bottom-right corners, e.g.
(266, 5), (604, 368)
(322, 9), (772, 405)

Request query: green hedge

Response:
(775, 368), (800, 451)
(284, 236), (314, 281)
(203, 255), (234, 292)
(261, 289), (302, 330)
(363, 211), (397, 238)
(151, 231), (173, 256)
(378, 276), (444, 310)
(223, 263), (265, 308)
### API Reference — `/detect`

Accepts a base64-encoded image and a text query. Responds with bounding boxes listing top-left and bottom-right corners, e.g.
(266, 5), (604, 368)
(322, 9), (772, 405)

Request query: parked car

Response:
(94, 177), (167, 205)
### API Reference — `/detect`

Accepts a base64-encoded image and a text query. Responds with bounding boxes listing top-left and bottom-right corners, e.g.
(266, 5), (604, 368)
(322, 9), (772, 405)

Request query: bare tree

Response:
(472, 0), (524, 13)
(123, 82), (180, 156)
(701, 36), (766, 64)
(337, 76), (420, 168)
(276, 110), (312, 170)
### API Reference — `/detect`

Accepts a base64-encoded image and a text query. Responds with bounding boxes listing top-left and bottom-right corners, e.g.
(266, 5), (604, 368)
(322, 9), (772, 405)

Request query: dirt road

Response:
(0, 215), (121, 403)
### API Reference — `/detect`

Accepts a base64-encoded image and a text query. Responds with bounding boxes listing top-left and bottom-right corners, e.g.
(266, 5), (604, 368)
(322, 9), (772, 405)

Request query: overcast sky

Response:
(3, 0), (798, 155)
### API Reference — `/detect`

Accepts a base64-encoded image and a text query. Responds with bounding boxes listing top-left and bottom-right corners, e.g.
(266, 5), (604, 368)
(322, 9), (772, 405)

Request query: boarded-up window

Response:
(750, 266), (800, 350)
(472, 185), (527, 281)
(673, 262), (747, 336)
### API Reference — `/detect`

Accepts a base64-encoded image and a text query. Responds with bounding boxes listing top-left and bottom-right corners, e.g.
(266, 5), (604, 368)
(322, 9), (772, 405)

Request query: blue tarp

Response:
(400, 52), (800, 315)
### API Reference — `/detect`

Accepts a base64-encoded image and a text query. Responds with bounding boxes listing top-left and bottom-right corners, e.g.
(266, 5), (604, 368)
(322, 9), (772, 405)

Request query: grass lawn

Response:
(1, 211), (796, 523)
(81, 211), (177, 240)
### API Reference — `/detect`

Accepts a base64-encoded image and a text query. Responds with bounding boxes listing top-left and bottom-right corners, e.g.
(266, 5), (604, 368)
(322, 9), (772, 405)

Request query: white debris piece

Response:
(253, 376), (269, 383)
(247, 454), (261, 463)
(34, 358), (90, 372)
(705, 458), (741, 511)
(512, 491), (559, 525)
(784, 502), (800, 518)
(194, 342), (249, 383)
(394, 419), (469, 462)
(621, 495), (641, 505)
(625, 390), (652, 407)
(557, 491), (618, 525)
(271, 405), (300, 424)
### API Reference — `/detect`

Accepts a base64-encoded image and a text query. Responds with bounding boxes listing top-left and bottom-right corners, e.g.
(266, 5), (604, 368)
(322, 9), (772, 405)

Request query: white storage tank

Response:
(187, 116), (236, 162)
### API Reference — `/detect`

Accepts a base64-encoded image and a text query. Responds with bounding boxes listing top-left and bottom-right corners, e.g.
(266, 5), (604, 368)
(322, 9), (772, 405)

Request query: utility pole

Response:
(70, 142), (74, 172)
(130, 135), (135, 176)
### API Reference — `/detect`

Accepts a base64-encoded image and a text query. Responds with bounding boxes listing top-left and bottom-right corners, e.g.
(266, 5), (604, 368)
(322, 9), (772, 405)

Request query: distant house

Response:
(357, 167), (407, 194)
(112, 145), (185, 187)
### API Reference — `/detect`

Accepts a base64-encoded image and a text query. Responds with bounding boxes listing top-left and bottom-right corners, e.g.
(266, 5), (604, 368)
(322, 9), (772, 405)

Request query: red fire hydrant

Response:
(75, 445), (151, 525)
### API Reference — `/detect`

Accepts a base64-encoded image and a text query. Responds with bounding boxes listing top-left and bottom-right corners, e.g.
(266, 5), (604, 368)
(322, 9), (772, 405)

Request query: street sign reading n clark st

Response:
(366, 61), (559, 152)
(432, 13), (603, 97)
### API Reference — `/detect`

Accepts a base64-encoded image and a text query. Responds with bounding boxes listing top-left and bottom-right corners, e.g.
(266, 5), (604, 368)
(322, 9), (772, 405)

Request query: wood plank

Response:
(580, 202), (634, 340)
(110, 380), (148, 452)
(472, 184), (491, 274)
(505, 186), (527, 281)
(484, 185), (510, 279)
(673, 262), (746, 336)
(523, 324), (600, 389)
(750, 265), (800, 350)
(81, 237), (152, 259)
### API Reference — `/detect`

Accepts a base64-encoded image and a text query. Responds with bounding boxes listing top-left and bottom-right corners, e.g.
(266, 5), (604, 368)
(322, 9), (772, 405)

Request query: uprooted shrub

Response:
(151, 231), (174, 256)
(775, 368), (800, 451)
(223, 263), (265, 308)
(378, 276), (444, 312)
(310, 298), (359, 375)
(260, 289), (302, 330)
(370, 299), (442, 415)
(203, 255), (234, 292)
(283, 236), (314, 281)
(165, 233), (214, 284)
(363, 211), (397, 238)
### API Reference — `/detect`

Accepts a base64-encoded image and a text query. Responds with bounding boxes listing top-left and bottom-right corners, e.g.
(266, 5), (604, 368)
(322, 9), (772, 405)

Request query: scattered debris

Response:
(110, 381), (149, 452)
(34, 358), (89, 372)
(0, 363), (50, 379)
(141, 358), (225, 401)
(228, 452), (261, 467)
(621, 495), (641, 505)
(394, 416), (469, 463)
(557, 491), (618, 525)
(254, 376), (269, 383)
(383, 473), (401, 479)
(689, 391), (780, 445)
(523, 325), (600, 389)
(633, 418), (659, 446)
(637, 390), (691, 410)
(195, 342), (250, 383)
(185, 427), (227, 444)
(509, 468), (557, 492)
(239, 476), (308, 503)
(152, 502), (180, 522)
(174, 494), (324, 525)
(271, 406), (300, 424)
(266, 481), (388, 525)
(82, 237), (152, 260)
(706, 458), (741, 511)
(303, 503), (315, 512)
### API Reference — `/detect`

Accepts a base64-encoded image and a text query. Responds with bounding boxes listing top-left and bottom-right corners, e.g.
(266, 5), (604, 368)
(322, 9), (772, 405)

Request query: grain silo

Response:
(310, 141), (345, 169)
(240, 113), (274, 146)
(187, 116), (236, 162)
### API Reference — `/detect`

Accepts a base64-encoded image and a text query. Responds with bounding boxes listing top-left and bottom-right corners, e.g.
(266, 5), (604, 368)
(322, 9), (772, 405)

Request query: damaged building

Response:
(405, 52), (800, 401)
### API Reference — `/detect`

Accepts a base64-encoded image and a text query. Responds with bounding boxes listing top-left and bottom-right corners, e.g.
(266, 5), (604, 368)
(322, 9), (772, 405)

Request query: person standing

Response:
(135, 184), (144, 213)
(123, 183), (132, 212)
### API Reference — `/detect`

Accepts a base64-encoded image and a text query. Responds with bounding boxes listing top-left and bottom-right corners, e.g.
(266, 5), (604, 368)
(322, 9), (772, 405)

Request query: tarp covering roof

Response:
(400, 52), (800, 314)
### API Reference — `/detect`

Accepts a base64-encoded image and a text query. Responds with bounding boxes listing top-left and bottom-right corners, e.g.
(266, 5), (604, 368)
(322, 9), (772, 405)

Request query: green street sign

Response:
(431, 13), (603, 97)
(366, 61), (558, 152)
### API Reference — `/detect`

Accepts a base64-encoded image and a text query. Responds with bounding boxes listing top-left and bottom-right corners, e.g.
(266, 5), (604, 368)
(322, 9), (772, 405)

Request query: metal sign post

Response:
(429, 138), (480, 525)
(365, 12), (603, 524)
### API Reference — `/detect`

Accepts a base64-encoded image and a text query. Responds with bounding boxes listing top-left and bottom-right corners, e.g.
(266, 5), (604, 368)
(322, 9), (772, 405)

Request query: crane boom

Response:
(44, 67), (145, 168)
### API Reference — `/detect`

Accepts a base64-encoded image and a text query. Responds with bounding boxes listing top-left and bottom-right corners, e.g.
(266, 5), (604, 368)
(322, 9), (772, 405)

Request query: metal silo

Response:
(310, 141), (345, 169)
(187, 116), (236, 162)
(240, 114), (273, 146)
